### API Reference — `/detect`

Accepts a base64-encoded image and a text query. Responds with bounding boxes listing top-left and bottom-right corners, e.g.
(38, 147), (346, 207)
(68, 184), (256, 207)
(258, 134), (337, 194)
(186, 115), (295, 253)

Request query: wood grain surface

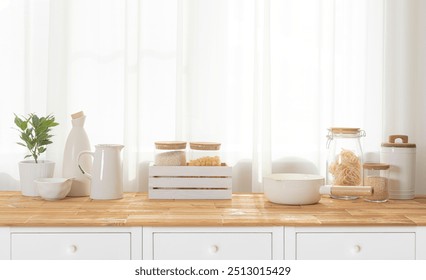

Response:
(1, 191), (426, 227)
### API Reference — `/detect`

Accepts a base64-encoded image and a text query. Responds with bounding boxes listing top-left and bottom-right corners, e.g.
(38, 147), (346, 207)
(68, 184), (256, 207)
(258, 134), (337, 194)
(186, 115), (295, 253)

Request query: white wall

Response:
(383, 0), (426, 194)
(414, 0), (426, 195)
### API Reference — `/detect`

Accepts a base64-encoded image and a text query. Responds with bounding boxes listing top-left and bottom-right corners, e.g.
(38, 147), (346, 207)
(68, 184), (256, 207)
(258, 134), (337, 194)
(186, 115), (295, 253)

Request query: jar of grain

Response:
(189, 142), (221, 166)
(363, 163), (390, 203)
(154, 141), (187, 166)
(326, 127), (365, 200)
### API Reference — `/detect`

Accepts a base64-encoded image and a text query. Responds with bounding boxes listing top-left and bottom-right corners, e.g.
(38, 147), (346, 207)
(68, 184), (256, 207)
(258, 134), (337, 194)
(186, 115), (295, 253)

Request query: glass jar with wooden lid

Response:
(154, 141), (187, 166)
(363, 163), (390, 203)
(326, 127), (366, 200)
(189, 142), (221, 166)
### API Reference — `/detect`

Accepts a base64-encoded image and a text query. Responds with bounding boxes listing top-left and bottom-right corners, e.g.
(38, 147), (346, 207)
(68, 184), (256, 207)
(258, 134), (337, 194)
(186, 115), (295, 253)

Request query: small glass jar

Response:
(189, 142), (221, 166)
(363, 163), (390, 203)
(326, 127), (365, 199)
(154, 141), (187, 166)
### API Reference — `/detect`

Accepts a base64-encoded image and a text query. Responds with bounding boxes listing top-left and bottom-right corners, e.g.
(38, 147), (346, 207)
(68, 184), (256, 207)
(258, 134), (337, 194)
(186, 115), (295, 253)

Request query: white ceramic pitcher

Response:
(77, 144), (124, 200)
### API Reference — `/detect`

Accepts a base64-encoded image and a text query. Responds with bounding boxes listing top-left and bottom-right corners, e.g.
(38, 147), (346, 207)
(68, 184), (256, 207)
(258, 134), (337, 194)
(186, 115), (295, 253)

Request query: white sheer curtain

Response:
(1, 0), (425, 194)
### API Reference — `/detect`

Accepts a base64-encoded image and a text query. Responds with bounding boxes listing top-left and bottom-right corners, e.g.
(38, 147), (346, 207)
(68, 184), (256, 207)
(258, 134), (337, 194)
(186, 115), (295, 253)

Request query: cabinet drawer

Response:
(11, 233), (131, 260)
(296, 232), (415, 260)
(153, 232), (272, 260)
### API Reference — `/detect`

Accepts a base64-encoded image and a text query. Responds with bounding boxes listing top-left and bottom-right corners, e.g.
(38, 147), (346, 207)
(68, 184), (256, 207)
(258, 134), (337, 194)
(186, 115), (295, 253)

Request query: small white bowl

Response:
(34, 178), (73, 201)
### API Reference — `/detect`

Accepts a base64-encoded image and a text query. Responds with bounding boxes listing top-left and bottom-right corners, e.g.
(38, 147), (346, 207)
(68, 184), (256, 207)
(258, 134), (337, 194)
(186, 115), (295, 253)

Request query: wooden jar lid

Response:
(329, 127), (360, 134)
(363, 163), (390, 170)
(381, 135), (416, 148)
(155, 141), (187, 150)
(189, 142), (221, 151)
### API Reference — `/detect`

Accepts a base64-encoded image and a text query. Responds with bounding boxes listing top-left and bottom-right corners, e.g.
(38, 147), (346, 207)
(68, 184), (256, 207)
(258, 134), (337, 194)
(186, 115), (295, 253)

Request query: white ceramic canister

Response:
(380, 135), (416, 199)
(62, 111), (92, 196)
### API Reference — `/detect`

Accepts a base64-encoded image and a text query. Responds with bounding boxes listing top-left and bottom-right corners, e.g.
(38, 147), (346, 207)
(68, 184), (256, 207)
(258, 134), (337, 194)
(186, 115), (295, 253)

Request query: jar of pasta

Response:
(326, 127), (365, 200)
(363, 163), (390, 203)
(189, 142), (221, 166)
(154, 141), (187, 166)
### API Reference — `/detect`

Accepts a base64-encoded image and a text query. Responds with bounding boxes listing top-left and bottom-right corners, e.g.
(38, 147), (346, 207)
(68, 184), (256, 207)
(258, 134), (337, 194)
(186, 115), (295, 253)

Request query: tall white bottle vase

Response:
(62, 113), (92, 196)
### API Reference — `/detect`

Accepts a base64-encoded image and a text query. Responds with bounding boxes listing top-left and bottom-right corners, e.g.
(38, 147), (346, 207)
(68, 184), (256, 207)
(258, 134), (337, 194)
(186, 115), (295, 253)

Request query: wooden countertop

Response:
(1, 191), (426, 227)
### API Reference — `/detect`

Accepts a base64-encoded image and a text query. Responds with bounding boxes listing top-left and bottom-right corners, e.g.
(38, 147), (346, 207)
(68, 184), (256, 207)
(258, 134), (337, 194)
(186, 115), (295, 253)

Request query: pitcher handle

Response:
(77, 151), (94, 180)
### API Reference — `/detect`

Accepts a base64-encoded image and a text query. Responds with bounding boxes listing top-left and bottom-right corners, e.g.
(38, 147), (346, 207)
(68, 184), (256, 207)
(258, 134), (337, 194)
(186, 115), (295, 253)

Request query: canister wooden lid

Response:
(329, 127), (360, 134)
(381, 135), (416, 148)
(189, 142), (221, 150)
(363, 163), (390, 170)
(155, 141), (187, 150)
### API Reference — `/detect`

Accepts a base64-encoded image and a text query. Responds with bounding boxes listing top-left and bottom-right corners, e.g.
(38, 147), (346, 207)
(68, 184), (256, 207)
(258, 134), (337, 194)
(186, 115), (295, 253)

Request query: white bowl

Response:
(263, 173), (325, 205)
(34, 178), (73, 201)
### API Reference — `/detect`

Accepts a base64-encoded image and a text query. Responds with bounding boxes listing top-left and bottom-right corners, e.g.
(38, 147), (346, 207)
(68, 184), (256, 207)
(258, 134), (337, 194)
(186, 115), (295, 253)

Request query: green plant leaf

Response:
(41, 140), (52, 146)
(13, 112), (59, 162)
(31, 114), (40, 128)
(20, 133), (30, 143)
(14, 115), (27, 131)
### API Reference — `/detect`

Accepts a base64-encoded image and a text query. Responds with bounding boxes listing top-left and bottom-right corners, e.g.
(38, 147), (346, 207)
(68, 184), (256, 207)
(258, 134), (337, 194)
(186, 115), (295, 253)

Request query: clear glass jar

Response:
(326, 127), (365, 199)
(154, 141), (187, 166)
(363, 163), (390, 203)
(189, 142), (221, 166)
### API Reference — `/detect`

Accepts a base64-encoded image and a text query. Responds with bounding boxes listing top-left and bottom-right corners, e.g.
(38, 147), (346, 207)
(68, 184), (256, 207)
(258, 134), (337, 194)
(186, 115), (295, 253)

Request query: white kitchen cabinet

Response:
(285, 227), (418, 260)
(0, 227), (9, 260)
(2, 226), (425, 260)
(8, 227), (142, 260)
(143, 227), (284, 260)
(415, 227), (426, 259)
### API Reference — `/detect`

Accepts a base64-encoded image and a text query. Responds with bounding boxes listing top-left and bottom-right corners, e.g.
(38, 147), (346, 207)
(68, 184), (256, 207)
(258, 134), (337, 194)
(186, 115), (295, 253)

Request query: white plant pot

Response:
(18, 160), (55, 196)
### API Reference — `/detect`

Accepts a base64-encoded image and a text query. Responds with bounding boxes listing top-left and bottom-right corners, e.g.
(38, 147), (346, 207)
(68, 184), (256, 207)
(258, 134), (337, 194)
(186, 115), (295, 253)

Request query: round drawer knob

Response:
(68, 245), (78, 254)
(209, 245), (219, 254)
(353, 245), (362, 253)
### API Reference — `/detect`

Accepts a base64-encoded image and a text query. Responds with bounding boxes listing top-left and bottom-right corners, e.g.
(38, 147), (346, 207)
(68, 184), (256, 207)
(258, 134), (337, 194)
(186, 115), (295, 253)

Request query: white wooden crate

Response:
(148, 163), (232, 199)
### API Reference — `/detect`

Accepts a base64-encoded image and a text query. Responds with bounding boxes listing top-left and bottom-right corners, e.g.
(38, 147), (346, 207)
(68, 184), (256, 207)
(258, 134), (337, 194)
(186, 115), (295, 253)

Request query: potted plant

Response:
(14, 113), (59, 196)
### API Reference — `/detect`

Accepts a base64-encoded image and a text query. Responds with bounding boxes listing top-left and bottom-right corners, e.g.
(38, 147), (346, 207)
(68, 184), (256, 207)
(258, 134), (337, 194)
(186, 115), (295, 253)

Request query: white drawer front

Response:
(296, 232), (415, 260)
(153, 232), (272, 260)
(11, 233), (131, 260)
(0, 228), (8, 260)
